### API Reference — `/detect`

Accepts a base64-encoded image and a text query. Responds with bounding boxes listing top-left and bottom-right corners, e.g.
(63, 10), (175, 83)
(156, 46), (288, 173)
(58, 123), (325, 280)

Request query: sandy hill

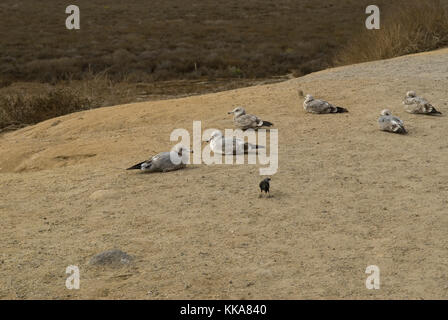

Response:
(1, 49), (448, 299)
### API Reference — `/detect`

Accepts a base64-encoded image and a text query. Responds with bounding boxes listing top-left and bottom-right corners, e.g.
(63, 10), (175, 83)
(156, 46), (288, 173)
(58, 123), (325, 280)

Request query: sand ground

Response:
(1, 49), (448, 299)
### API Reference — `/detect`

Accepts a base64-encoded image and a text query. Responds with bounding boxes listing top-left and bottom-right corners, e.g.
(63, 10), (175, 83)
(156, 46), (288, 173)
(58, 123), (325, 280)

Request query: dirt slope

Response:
(1, 49), (448, 299)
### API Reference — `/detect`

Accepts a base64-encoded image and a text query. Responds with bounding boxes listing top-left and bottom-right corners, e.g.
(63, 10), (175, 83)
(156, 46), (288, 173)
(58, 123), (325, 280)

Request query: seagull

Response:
(403, 91), (441, 115)
(127, 143), (193, 172)
(228, 107), (273, 130)
(259, 178), (271, 197)
(303, 94), (348, 114)
(378, 109), (407, 134)
(206, 130), (264, 155)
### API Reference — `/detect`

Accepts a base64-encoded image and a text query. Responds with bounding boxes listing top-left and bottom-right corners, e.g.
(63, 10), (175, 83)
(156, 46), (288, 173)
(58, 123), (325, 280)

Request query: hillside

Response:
(1, 49), (448, 299)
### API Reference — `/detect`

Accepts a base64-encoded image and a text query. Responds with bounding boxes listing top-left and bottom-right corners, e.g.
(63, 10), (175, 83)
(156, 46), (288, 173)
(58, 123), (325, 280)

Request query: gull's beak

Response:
(228, 111), (234, 114)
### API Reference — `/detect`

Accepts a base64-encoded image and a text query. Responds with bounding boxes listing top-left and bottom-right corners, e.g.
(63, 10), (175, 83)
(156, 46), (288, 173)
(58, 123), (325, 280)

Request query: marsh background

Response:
(1, 0), (447, 131)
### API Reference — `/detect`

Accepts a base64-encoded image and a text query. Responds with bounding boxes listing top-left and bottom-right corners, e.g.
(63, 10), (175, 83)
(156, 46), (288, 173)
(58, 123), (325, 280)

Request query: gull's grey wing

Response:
(153, 151), (187, 172)
(127, 152), (161, 171)
(378, 115), (406, 134)
(234, 114), (260, 129)
(224, 137), (244, 154)
(127, 149), (187, 172)
(305, 99), (343, 114)
(392, 116), (404, 126)
(231, 137), (264, 153)
(304, 99), (331, 113)
(403, 96), (441, 115)
(304, 99), (348, 114)
(404, 96), (424, 107)
(234, 113), (273, 129)
(137, 151), (185, 172)
(214, 136), (256, 154)
(136, 152), (166, 172)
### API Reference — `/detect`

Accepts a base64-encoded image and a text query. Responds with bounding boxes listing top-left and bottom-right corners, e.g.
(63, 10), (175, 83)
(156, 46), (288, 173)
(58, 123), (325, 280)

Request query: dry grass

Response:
(334, 0), (448, 65)
(0, 88), (98, 132)
(0, 75), (287, 132)
(2, 0), (380, 131)
(1, 0), (448, 131)
(0, 0), (390, 84)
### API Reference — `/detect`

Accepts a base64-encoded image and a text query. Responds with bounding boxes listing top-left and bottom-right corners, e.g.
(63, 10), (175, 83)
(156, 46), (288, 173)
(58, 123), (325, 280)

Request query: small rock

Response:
(88, 249), (133, 267)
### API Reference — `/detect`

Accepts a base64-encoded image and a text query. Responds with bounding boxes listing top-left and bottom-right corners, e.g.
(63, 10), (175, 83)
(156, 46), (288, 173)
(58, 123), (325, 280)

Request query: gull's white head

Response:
(172, 143), (193, 155)
(381, 109), (392, 116)
(304, 94), (314, 102)
(207, 130), (223, 142)
(406, 91), (417, 98)
(228, 106), (246, 117)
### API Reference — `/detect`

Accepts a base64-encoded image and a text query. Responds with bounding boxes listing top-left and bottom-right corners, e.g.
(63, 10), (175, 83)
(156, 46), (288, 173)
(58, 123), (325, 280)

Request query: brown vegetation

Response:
(0, 88), (97, 132)
(334, 0), (448, 65)
(0, 0), (389, 84)
(1, 0), (447, 131)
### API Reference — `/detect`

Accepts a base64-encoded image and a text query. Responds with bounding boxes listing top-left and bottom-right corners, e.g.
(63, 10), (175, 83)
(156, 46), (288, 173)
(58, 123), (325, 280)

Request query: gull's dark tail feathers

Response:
(243, 143), (265, 154)
(429, 106), (442, 115)
(261, 120), (274, 127)
(394, 126), (407, 134)
(127, 161), (145, 170)
(335, 106), (348, 113)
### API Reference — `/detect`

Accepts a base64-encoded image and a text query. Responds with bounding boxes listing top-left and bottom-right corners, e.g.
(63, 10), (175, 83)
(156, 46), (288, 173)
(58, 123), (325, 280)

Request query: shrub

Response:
(0, 88), (98, 132)
(334, 0), (448, 66)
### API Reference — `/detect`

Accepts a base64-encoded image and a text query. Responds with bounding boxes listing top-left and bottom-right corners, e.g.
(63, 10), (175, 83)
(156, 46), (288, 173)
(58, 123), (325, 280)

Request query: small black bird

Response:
(259, 178), (271, 197)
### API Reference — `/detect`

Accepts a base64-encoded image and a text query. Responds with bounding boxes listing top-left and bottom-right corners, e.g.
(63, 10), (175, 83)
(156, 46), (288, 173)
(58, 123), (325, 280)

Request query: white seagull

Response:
(127, 143), (193, 172)
(228, 106), (273, 130)
(303, 94), (348, 114)
(378, 109), (407, 134)
(403, 91), (441, 115)
(206, 130), (264, 155)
